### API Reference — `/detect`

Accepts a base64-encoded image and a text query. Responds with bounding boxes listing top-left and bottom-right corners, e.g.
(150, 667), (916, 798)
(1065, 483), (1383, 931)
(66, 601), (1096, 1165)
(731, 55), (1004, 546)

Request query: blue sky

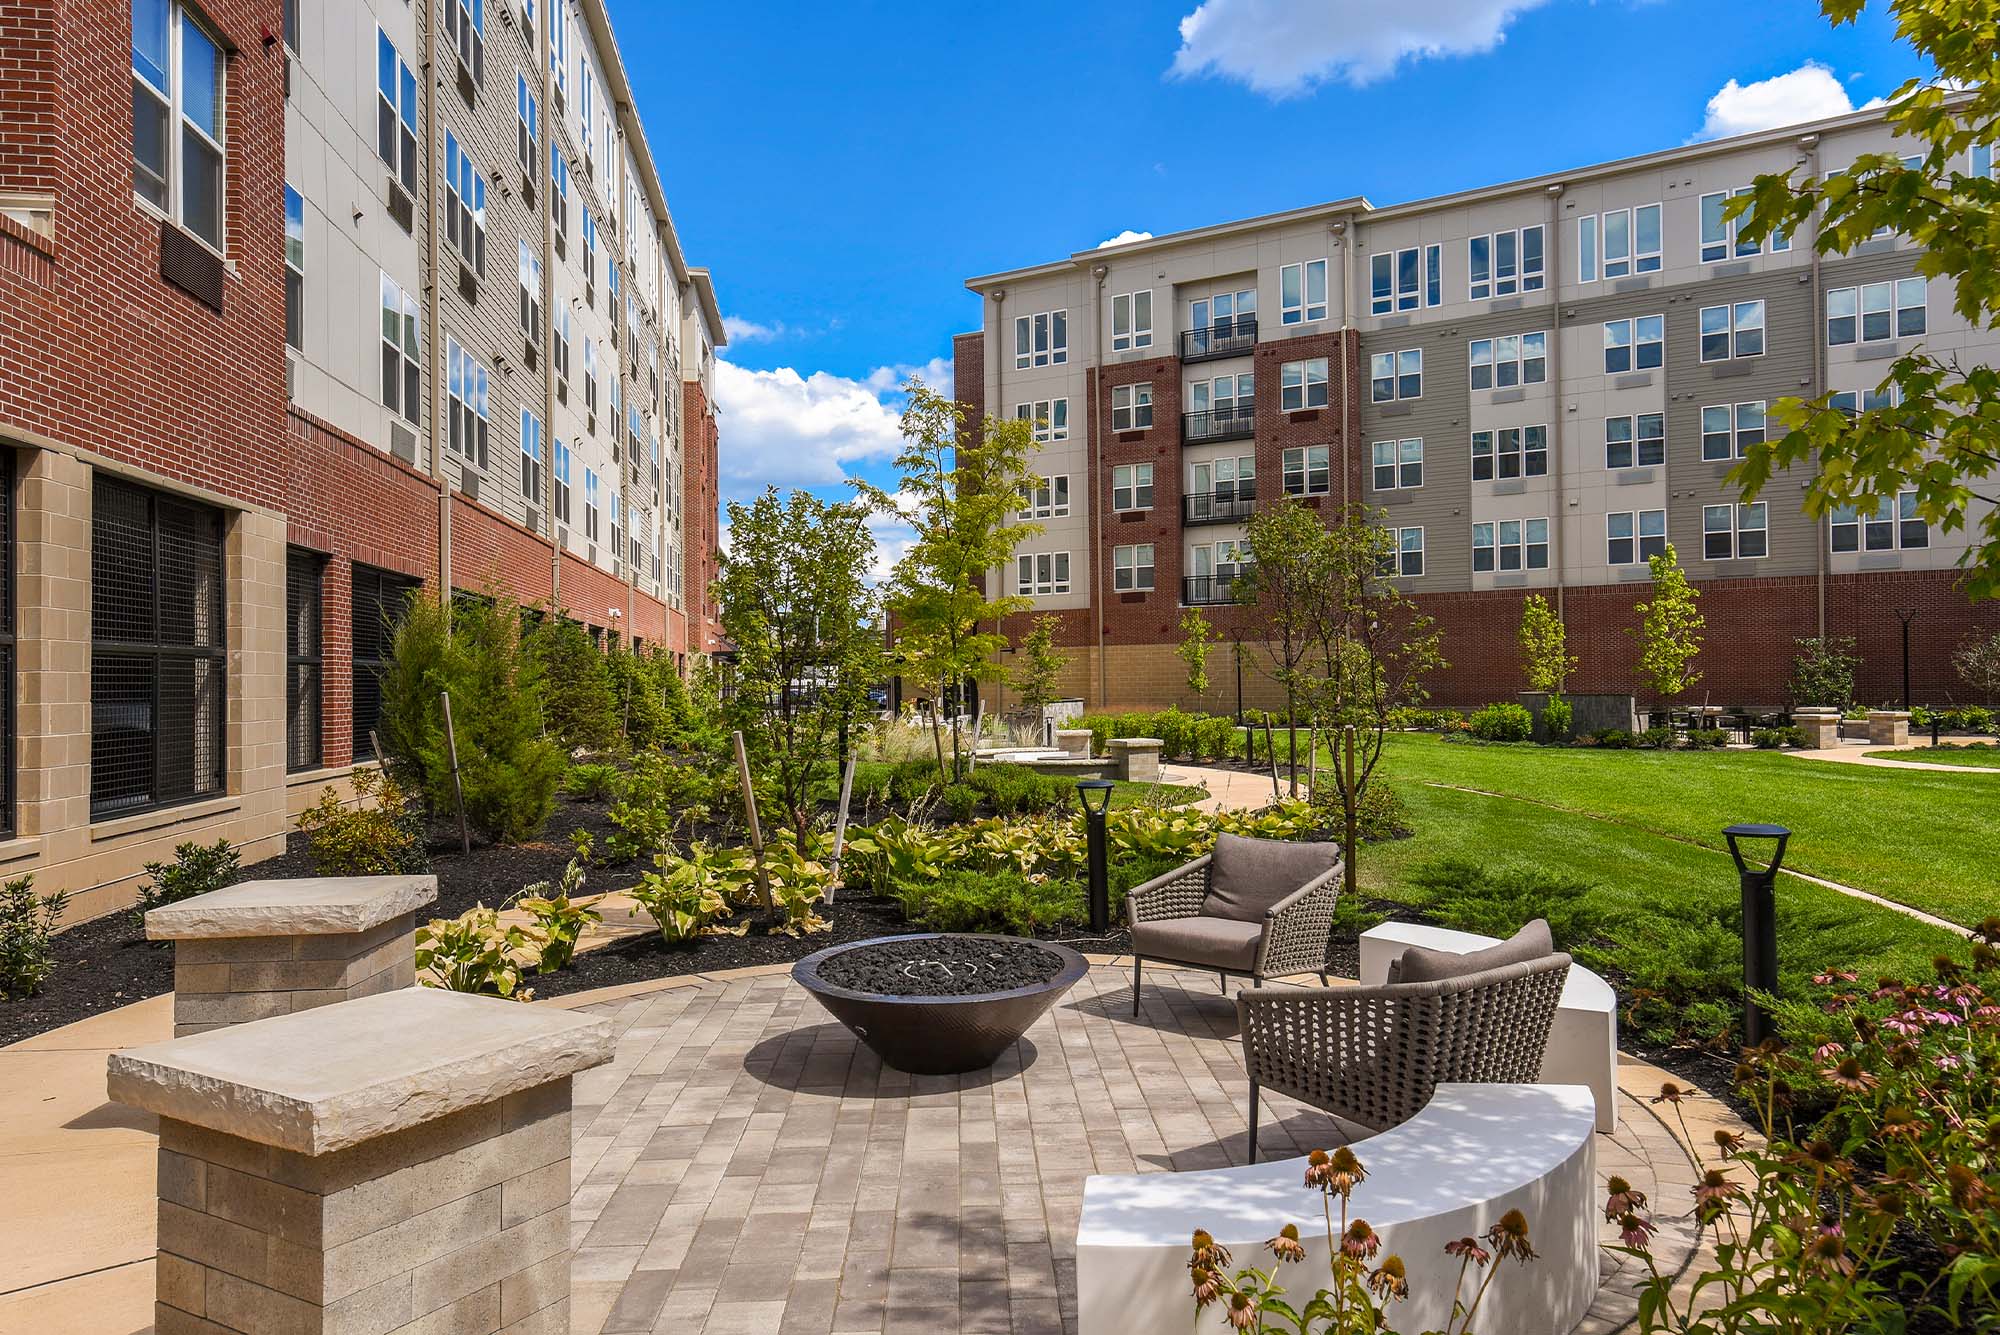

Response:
(605, 0), (1932, 568)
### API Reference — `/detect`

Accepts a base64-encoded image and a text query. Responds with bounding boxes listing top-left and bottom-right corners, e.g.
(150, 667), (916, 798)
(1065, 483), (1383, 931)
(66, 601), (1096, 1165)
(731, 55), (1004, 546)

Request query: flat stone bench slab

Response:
(1361, 921), (1619, 1131)
(146, 876), (437, 1037)
(108, 988), (615, 1335)
(1077, 1083), (1598, 1334)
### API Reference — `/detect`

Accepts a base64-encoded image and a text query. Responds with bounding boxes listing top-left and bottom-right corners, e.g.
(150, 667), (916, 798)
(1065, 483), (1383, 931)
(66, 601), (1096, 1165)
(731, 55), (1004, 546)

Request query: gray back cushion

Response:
(1389, 919), (1554, 986)
(1201, 833), (1342, 923)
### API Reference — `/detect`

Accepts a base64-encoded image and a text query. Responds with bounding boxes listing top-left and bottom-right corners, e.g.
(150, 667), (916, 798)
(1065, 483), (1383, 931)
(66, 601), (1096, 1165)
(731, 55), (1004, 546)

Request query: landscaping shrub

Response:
(507, 859), (600, 974)
(1788, 634), (1860, 710)
(1635, 725), (1675, 749)
(415, 907), (535, 1000)
(1751, 725), (1806, 750)
(967, 764), (1064, 816)
(1355, 780), (1411, 843)
(1468, 702), (1534, 742)
(605, 646), (673, 751)
(296, 769), (430, 876)
(1682, 726), (1729, 749)
(562, 761), (624, 802)
(524, 615), (617, 754)
(891, 867), (1083, 936)
(1540, 697), (1573, 743)
(133, 839), (240, 930)
(603, 751), (721, 861)
(0, 875), (67, 1001)
(1584, 727), (1637, 749)
(1404, 857), (1607, 952)
(940, 783), (981, 823)
(1582, 907), (1745, 1046)
(627, 853), (734, 947)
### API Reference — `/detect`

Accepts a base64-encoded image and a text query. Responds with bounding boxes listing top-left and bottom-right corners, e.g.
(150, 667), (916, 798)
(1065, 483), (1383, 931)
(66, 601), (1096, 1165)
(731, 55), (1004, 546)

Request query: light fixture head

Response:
(1076, 778), (1114, 816)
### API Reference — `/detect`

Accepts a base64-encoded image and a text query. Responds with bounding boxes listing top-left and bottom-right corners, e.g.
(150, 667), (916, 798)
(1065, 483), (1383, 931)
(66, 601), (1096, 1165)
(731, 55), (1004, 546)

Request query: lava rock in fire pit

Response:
(793, 933), (1088, 1075)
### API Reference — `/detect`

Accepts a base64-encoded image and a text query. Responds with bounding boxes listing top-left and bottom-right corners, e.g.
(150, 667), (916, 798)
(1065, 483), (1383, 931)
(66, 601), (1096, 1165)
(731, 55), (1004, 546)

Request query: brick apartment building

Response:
(0, 0), (723, 921)
(957, 104), (2000, 714)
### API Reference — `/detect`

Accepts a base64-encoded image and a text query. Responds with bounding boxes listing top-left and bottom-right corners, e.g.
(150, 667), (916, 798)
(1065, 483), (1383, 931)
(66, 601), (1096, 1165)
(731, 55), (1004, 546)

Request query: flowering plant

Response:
(1188, 1147), (1537, 1333)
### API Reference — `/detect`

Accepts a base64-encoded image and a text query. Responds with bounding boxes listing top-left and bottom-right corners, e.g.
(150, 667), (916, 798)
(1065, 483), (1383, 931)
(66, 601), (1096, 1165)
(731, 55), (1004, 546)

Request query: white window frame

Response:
(1014, 399), (1069, 443)
(1700, 401), (1765, 461)
(1469, 333), (1547, 390)
(1699, 187), (1790, 263)
(1112, 544), (1155, 593)
(284, 184), (304, 353)
(1371, 438), (1422, 491)
(444, 130), (487, 278)
(1016, 551), (1073, 596)
(1699, 300), (1765, 363)
(1369, 245), (1441, 315)
(1190, 456), (1255, 504)
(1013, 310), (1069, 369)
(444, 0), (484, 83)
(132, 0), (229, 252)
(1017, 475), (1070, 520)
(1470, 425), (1548, 481)
(1111, 290), (1153, 352)
(1280, 259), (1328, 324)
(380, 272), (420, 425)
(1280, 358), (1330, 411)
(1827, 279), (1926, 345)
(520, 409), (543, 506)
(1587, 204), (1663, 280)
(374, 27), (418, 194)
(1831, 489), (1927, 554)
(1600, 315), (1664, 374)
(444, 335), (489, 469)
(518, 238), (542, 342)
(553, 438), (572, 525)
(1467, 225), (1544, 301)
(516, 71), (538, 175)
(584, 468), (599, 543)
(1282, 445), (1330, 497)
(1111, 463), (1153, 512)
(1370, 349), (1422, 403)
(1472, 518), (1550, 573)
(1703, 503), (1768, 561)
(1606, 510), (1668, 566)
(1389, 527), (1425, 578)
(1110, 383), (1153, 431)
(1604, 413), (1664, 470)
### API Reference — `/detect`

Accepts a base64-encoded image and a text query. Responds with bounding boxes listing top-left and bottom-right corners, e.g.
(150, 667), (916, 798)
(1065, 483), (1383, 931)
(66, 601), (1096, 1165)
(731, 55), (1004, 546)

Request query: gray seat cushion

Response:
(1200, 834), (1343, 923)
(1131, 916), (1263, 972)
(1389, 919), (1555, 986)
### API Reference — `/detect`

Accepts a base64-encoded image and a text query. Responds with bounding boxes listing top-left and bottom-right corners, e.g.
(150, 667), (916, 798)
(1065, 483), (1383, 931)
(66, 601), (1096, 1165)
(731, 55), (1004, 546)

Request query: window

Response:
(1700, 301), (1764, 362)
(1282, 446), (1330, 496)
(444, 131), (487, 277)
(1601, 316), (1664, 373)
(1188, 373), (1253, 416)
(520, 409), (544, 507)
(1470, 333), (1547, 389)
(1699, 188), (1789, 262)
(1382, 527), (1424, 577)
(518, 239), (542, 342)
(444, 0), (483, 82)
(554, 305), (571, 385)
(1113, 544), (1155, 592)
(1013, 310), (1068, 368)
(1190, 456), (1255, 503)
(578, 62), (594, 171)
(1369, 245), (1440, 314)
(516, 71), (537, 174)
(1607, 510), (1667, 565)
(1471, 425), (1547, 480)
(1370, 349), (1422, 402)
(1111, 290), (1153, 351)
(1703, 503), (1768, 561)
(1111, 384), (1153, 431)
(284, 185), (304, 351)
(1829, 387), (1902, 418)
(374, 27), (418, 194)
(1467, 225), (1544, 300)
(1827, 279), (1925, 345)
(1578, 214), (1597, 283)
(1581, 205), (1663, 280)
(554, 438), (572, 525)
(1280, 259), (1328, 324)
(90, 477), (225, 816)
(1014, 399), (1069, 443)
(285, 548), (324, 773)
(380, 273), (420, 423)
(1975, 144), (1997, 179)
(351, 564), (418, 760)
(0, 457), (10, 833)
(549, 0), (567, 92)
(1604, 413), (1664, 469)
(1472, 518), (1550, 573)
(1701, 401), (1765, 461)
(445, 336), (490, 468)
(1189, 288), (1257, 333)
(1372, 438), (1423, 491)
(1018, 475), (1070, 520)
(1016, 551), (1073, 596)
(1832, 490), (1927, 553)
(132, 0), (226, 249)
(1280, 358), (1329, 411)
(584, 468), (600, 543)
(1112, 464), (1153, 511)
(550, 143), (569, 243)
(583, 338), (599, 418)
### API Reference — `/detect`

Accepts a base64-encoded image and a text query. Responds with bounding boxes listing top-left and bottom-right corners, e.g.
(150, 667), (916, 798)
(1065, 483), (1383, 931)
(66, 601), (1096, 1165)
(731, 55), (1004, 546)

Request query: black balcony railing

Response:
(1180, 317), (1258, 363)
(1182, 573), (1249, 606)
(1181, 403), (1255, 445)
(1182, 490), (1257, 525)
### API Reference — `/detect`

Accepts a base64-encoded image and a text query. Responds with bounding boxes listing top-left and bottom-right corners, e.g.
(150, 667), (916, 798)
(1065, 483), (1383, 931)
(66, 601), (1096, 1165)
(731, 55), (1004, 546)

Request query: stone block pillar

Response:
(146, 876), (437, 1036)
(108, 987), (614, 1335)
(1108, 737), (1162, 783)
(1792, 707), (1841, 749)
(1054, 729), (1092, 759)
(1867, 710), (1911, 747)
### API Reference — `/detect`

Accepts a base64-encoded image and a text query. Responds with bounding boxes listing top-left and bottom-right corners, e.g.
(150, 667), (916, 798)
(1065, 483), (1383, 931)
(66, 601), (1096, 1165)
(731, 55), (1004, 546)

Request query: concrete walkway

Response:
(1784, 738), (2000, 774)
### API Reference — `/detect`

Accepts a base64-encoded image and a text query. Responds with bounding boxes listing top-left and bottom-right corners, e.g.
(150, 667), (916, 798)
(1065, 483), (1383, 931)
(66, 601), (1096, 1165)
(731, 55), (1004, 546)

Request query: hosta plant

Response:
(415, 907), (536, 1000)
(1190, 1146), (1539, 1333)
(627, 852), (733, 947)
(507, 858), (601, 974)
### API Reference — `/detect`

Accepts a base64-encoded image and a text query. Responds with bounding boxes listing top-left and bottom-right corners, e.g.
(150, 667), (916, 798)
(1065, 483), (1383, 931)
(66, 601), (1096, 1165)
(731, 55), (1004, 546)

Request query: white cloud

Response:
(709, 356), (953, 503)
(1169, 0), (1550, 96)
(1097, 229), (1154, 248)
(863, 356), (954, 396)
(1692, 61), (1860, 141)
(721, 315), (783, 343)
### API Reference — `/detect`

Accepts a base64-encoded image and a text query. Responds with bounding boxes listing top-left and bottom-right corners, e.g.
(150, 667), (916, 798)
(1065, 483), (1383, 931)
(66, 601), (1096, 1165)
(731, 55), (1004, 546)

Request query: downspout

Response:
(540, 11), (559, 609)
(1801, 133), (1827, 638)
(422, 0), (448, 612)
(1545, 184), (1567, 624)
(1090, 267), (1109, 709)
(1332, 218), (1352, 508)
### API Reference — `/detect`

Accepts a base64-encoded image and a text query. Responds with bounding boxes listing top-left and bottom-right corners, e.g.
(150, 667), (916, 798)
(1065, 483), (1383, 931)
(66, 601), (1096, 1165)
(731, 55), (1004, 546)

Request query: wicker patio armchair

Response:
(1236, 949), (1571, 1160)
(1126, 833), (1344, 1015)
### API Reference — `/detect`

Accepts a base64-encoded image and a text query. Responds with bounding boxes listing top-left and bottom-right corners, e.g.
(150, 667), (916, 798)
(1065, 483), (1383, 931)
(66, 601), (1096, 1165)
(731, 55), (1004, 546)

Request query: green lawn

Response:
(1865, 744), (2000, 769)
(1357, 735), (1993, 929)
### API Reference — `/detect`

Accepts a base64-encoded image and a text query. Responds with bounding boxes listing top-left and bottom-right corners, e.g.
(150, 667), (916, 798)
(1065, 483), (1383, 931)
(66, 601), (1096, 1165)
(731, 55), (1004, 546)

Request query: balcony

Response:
(1182, 490), (1257, 526)
(1182, 573), (1249, 606)
(1181, 403), (1255, 445)
(1180, 317), (1258, 364)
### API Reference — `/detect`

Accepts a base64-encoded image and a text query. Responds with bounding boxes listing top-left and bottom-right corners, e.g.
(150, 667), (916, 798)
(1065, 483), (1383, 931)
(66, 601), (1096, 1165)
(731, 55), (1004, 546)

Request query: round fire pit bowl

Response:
(792, 933), (1089, 1075)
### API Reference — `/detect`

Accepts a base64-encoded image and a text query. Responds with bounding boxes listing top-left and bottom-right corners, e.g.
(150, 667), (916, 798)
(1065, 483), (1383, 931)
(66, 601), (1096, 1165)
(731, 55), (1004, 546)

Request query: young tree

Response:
(714, 487), (880, 854)
(1010, 615), (1068, 715)
(1790, 636), (1862, 709)
(525, 614), (617, 753)
(1177, 608), (1215, 699)
(859, 381), (1039, 780)
(1517, 594), (1577, 696)
(1631, 545), (1705, 703)
(1240, 501), (1333, 793)
(1953, 631), (2000, 704)
(1730, 3), (2000, 598)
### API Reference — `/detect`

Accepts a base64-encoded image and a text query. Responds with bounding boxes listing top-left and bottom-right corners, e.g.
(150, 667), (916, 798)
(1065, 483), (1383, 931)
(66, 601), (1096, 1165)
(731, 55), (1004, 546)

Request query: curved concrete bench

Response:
(1361, 922), (1620, 1132)
(1076, 1083), (1598, 1334)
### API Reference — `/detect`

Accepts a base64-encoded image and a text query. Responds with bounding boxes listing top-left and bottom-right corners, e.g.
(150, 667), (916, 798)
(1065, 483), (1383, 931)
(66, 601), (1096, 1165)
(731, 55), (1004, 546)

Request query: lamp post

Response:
(1895, 608), (1916, 708)
(1077, 780), (1114, 934)
(1724, 823), (1791, 1047)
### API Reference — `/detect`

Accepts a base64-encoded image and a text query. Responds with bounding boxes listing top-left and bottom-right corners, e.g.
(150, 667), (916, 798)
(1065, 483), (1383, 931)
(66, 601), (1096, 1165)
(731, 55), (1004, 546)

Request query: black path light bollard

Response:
(1724, 823), (1791, 1047)
(1077, 780), (1114, 934)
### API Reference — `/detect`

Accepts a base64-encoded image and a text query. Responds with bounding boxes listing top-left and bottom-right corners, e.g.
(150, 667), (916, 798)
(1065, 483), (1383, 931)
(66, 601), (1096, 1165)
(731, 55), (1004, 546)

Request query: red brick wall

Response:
(682, 379), (722, 656)
(0, 2), (58, 192)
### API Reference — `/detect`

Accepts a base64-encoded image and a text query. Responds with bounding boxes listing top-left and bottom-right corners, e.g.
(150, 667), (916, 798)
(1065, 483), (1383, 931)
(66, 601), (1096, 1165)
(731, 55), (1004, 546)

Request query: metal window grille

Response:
(350, 564), (420, 760)
(90, 475), (226, 818)
(0, 453), (13, 837)
(286, 548), (325, 772)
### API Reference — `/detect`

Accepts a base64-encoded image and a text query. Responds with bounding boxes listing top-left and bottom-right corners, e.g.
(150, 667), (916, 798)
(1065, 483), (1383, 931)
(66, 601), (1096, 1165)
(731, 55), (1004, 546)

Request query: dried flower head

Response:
(1368, 1254), (1410, 1301)
(1821, 1055), (1879, 1092)
(1267, 1223), (1306, 1263)
(1305, 1146), (1366, 1195)
(1190, 1265), (1223, 1308)
(1712, 1127), (1746, 1155)
(1804, 1224), (1854, 1277)
(1946, 1162), (1992, 1211)
(1444, 1235), (1492, 1266)
(1341, 1218), (1381, 1259)
(1603, 1176), (1648, 1218)
(1190, 1229), (1232, 1271)
(1226, 1292), (1258, 1329)
(1652, 1081), (1686, 1105)
(1486, 1209), (1538, 1264)
(1618, 1212), (1657, 1250)
(1694, 1168), (1743, 1210)
(1880, 1105), (1925, 1137)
